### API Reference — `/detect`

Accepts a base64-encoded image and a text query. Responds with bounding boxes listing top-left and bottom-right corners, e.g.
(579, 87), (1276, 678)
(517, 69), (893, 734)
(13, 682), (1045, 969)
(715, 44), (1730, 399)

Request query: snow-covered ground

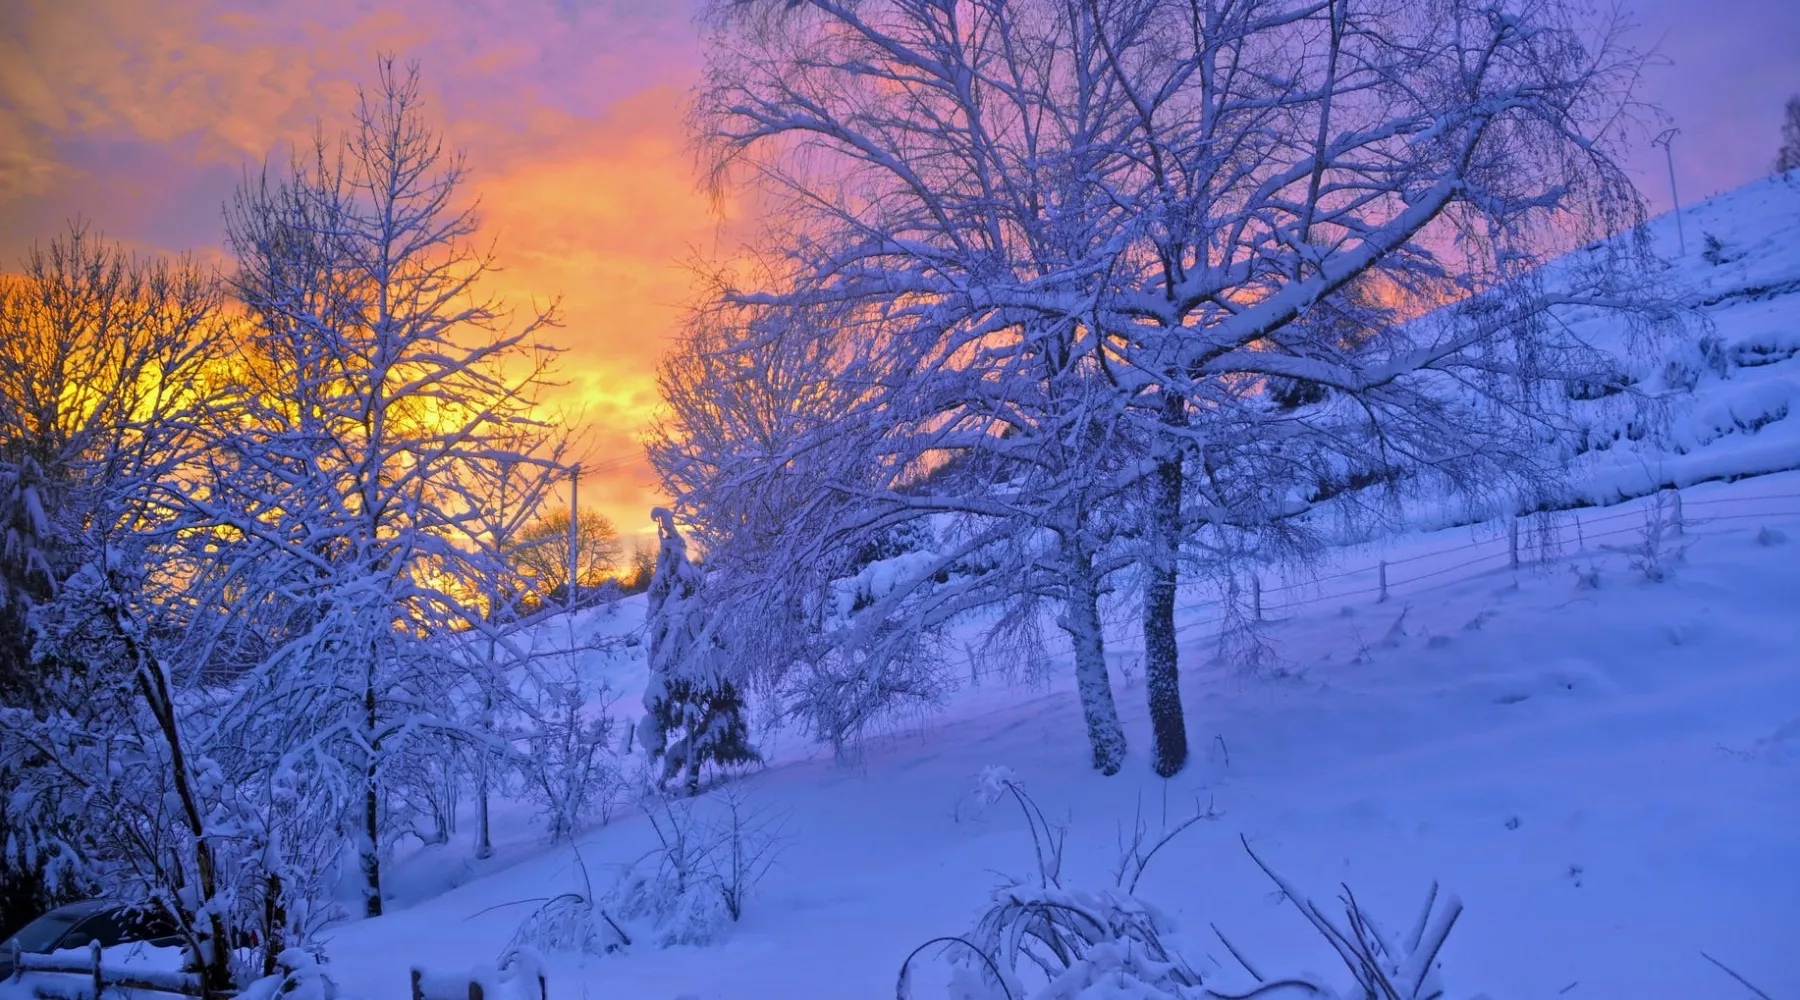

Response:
(1558, 173), (1800, 504)
(314, 471), (1800, 1000)
(303, 180), (1800, 998)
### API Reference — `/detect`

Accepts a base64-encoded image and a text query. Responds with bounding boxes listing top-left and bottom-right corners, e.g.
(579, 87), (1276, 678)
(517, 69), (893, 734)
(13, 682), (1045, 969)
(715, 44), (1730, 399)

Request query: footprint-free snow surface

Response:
(306, 179), (1800, 999)
(323, 486), (1800, 1000)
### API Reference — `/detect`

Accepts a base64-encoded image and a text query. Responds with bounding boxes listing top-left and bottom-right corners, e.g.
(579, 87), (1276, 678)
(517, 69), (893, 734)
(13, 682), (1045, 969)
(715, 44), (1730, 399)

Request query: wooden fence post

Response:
(1377, 560), (1389, 603)
(1251, 574), (1262, 621)
(1508, 515), (1520, 570)
(1668, 487), (1683, 535)
(91, 940), (103, 1000)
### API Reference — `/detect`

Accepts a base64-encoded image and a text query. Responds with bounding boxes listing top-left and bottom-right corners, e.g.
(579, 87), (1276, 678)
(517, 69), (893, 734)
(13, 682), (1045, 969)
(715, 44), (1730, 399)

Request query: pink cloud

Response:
(2, 0), (1793, 533)
(0, 0), (714, 534)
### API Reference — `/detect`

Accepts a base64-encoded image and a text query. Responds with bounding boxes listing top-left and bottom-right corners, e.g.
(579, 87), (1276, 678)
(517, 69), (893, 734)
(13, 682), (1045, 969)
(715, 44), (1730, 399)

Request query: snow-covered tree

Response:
(2, 58), (575, 978)
(4, 495), (368, 987)
(512, 508), (624, 608)
(219, 56), (562, 917)
(0, 225), (225, 696)
(0, 258), (254, 992)
(1778, 94), (1800, 176)
(518, 650), (625, 842)
(7, 568), (218, 994)
(0, 227), (228, 945)
(687, 0), (1660, 776)
(458, 432), (570, 858)
(638, 508), (758, 795)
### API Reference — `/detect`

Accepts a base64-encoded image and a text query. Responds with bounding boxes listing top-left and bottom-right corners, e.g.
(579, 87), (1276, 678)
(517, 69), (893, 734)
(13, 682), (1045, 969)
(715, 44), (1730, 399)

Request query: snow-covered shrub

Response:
(1661, 333), (1732, 391)
(612, 788), (784, 943)
(612, 793), (733, 948)
(520, 670), (625, 843)
(1701, 232), (1727, 266)
(1564, 372), (1635, 401)
(407, 950), (545, 1000)
(1213, 574), (1281, 677)
(785, 526), (1007, 761)
(236, 949), (339, 1000)
(1729, 329), (1800, 368)
(903, 773), (1475, 1000)
(506, 887), (618, 959)
(785, 629), (954, 763)
(1621, 491), (1692, 583)
(706, 786), (786, 922)
(384, 734), (464, 848)
(507, 787), (784, 958)
(914, 772), (1208, 1000)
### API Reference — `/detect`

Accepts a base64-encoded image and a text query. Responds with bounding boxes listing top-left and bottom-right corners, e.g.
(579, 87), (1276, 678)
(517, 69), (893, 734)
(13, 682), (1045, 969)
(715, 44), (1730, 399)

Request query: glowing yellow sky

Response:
(1, 0), (1794, 542)
(0, 0), (749, 542)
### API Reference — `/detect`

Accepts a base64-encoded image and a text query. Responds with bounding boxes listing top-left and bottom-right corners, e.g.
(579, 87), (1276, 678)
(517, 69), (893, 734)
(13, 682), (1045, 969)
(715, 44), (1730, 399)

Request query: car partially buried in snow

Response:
(0, 901), (183, 981)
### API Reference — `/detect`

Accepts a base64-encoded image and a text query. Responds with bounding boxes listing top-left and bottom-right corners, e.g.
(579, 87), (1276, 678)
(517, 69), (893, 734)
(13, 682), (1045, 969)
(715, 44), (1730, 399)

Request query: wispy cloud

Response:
(0, 0), (727, 535)
(2, 0), (1791, 533)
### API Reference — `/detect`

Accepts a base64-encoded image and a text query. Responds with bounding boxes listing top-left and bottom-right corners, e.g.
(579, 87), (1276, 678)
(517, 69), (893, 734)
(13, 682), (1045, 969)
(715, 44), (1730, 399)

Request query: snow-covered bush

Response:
(1661, 333), (1732, 391)
(785, 628), (956, 763)
(915, 773), (1207, 999)
(407, 950), (544, 1000)
(236, 948), (339, 1000)
(384, 735), (465, 849)
(505, 886), (617, 959)
(507, 787), (784, 958)
(1622, 491), (1693, 583)
(1700, 232), (1731, 266)
(609, 789), (784, 947)
(518, 664), (626, 843)
(903, 772), (1474, 1000)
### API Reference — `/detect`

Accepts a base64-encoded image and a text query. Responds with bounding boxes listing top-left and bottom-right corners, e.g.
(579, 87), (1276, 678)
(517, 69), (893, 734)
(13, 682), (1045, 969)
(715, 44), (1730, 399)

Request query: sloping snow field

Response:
(317, 178), (1800, 999)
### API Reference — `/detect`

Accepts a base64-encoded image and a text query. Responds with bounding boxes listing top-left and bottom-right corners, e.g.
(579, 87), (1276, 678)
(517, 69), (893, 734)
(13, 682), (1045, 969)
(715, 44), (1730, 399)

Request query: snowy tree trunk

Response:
(688, 0), (1658, 788)
(114, 605), (233, 998)
(362, 659), (383, 919)
(261, 871), (286, 980)
(1059, 546), (1126, 776)
(1143, 400), (1190, 777)
(475, 749), (493, 861)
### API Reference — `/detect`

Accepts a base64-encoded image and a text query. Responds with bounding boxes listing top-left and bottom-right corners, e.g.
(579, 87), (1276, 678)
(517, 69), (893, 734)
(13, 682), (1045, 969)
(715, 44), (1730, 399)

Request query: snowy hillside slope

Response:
(316, 472), (1800, 1000)
(1559, 173), (1800, 501)
(292, 179), (1800, 1000)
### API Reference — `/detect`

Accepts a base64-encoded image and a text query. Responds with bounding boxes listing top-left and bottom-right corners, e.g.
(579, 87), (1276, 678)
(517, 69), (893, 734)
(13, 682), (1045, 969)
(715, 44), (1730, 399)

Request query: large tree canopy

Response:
(661, 0), (1659, 774)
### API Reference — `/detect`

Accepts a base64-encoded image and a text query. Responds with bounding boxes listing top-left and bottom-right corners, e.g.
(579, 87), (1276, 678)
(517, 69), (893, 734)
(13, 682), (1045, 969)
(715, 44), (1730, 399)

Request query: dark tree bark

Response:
(1143, 392), (1190, 777)
(362, 660), (382, 919)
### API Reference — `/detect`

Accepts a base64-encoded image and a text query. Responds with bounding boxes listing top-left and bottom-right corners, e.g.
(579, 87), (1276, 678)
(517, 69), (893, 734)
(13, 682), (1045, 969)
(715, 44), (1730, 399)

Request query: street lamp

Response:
(1651, 128), (1685, 256)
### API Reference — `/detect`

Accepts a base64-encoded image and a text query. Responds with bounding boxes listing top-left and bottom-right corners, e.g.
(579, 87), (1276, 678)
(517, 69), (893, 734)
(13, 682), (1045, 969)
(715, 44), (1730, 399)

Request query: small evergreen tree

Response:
(637, 508), (758, 795)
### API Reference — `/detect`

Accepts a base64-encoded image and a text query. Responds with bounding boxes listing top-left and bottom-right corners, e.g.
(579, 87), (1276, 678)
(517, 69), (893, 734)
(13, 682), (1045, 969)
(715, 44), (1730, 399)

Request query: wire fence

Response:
(1165, 485), (1800, 640)
(859, 479), (1800, 749)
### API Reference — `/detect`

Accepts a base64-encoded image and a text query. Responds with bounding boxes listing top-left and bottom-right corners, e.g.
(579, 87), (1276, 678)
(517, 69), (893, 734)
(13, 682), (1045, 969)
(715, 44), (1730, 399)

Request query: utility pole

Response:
(567, 463), (580, 610)
(1652, 128), (1685, 256)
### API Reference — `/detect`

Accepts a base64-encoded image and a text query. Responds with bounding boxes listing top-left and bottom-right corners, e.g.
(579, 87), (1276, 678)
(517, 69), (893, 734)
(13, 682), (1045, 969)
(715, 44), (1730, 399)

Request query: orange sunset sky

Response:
(2, 0), (1796, 540)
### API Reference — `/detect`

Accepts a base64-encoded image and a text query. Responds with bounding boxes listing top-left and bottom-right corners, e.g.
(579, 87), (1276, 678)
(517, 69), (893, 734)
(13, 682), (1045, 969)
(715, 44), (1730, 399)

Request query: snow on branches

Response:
(667, 0), (1675, 777)
(638, 509), (759, 795)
